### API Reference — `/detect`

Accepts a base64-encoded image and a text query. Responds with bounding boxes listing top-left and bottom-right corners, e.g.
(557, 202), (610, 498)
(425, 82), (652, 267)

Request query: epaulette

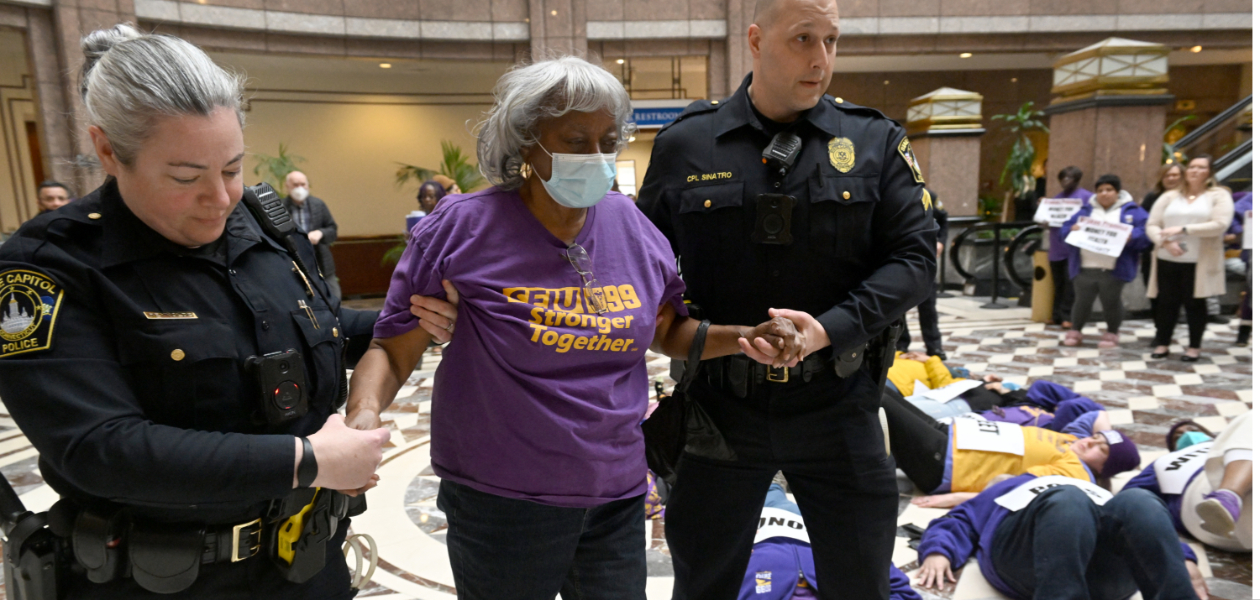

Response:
(827, 96), (894, 122)
(658, 97), (726, 135)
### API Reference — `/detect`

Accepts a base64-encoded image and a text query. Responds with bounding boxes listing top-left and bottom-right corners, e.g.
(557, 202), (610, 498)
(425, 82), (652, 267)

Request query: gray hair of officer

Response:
(80, 24), (245, 166)
(477, 56), (634, 190)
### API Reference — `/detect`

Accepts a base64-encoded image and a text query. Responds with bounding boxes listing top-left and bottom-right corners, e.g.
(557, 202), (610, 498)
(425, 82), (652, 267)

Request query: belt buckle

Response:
(766, 365), (789, 383)
(231, 518), (262, 562)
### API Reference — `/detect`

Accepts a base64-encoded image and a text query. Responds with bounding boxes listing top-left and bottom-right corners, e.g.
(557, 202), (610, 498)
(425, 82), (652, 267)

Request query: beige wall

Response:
(0, 28), (39, 234)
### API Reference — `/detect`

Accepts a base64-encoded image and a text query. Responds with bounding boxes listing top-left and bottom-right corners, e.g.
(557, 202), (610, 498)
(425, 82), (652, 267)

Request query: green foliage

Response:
(1162, 114), (1198, 165)
(252, 143), (305, 190)
(395, 140), (487, 194)
(382, 236), (407, 266)
(977, 194), (1004, 222)
(991, 102), (1049, 197)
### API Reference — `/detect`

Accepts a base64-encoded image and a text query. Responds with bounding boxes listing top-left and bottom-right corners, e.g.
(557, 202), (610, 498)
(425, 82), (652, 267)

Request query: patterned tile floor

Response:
(0, 295), (1251, 599)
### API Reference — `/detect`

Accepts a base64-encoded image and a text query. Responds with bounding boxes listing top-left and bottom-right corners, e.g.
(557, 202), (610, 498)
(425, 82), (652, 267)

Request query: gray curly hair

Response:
(80, 23), (245, 166)
(476, 56), (635, 190)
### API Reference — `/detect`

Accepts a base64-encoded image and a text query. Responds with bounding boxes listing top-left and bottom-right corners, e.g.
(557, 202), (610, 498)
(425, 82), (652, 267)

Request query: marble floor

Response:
(0, 295), (1251, 599)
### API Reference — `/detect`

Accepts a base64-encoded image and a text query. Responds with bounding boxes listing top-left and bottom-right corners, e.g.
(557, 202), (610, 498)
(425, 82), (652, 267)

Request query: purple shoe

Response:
(1196, 490), (1242, 536)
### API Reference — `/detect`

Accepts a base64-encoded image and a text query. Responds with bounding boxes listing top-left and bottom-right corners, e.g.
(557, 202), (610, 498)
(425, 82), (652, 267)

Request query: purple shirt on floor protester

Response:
(1047, 186), (1094, 261)
(375, 187), (687, 508)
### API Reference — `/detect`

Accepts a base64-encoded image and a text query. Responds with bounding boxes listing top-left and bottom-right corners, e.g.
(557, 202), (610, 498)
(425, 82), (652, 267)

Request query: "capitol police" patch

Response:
(0, 270), (63, 358)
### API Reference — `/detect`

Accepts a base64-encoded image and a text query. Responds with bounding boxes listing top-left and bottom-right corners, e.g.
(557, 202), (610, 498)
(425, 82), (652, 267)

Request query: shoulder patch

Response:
(898, 137), (926, 184)
(0, 269), (64, 358)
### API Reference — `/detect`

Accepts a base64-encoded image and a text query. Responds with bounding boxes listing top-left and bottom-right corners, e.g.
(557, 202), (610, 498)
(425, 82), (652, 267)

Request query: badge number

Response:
(0, 270), (63, 358)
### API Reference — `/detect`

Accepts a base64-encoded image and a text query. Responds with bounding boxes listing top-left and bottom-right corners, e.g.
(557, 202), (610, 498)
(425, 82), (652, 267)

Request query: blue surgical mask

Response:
(538, 146), (617, 209)
(1176, 431), (1212, 450)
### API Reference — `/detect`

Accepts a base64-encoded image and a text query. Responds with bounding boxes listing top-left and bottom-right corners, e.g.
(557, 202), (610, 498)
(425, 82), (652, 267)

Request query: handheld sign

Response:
(954, 419), (1025, 455)
(754, 507), (810, 544)
(1153, 442), (1213, 494)
(995, 476), (1113, 512)
(1065, 217), (1134, 258)
(1033, 198), (1084, 228)
(1244, 210), (1252, 250)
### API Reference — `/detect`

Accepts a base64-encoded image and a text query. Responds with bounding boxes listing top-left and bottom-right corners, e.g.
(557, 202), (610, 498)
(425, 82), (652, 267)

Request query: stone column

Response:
(906, 87), (985, 217)
(529, 0), (586, 58)
(1044, 38), (1173, 198)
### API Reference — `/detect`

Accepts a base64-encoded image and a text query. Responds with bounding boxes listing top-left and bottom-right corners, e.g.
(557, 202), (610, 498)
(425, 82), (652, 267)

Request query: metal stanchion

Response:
(980, 221), (1006, 309)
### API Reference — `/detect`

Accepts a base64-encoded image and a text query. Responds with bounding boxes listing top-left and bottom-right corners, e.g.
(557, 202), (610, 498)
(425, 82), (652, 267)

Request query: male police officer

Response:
(634, 0), (937, 596)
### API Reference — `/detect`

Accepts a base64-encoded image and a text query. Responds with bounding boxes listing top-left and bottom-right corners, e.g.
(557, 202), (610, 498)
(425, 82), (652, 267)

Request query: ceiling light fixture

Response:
(628, 136), (636, 142)
(551, 9), (558, 15)
(1011, 77), (1018, 82)
(616, 58), (625, 64)
(1190, 45), (1203, 53)
(379, 63), (392, 68)
(959, 52), (973, 58)
(883, 80), (889, 85)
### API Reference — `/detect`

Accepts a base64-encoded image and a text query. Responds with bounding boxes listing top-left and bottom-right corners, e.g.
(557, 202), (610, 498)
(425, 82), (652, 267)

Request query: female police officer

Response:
(0, 24), (389, 598)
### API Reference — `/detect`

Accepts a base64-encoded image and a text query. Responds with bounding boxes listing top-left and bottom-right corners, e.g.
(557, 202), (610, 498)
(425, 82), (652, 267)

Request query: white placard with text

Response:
(1033, 198), (1084, 228)
(1064, 217), (1134, 258)
(1244, 210), (1252, 250)
(954, 418), (1025, 456)
(755, 507), (811, 545)
(995, 476), (1114, 512)
(1154, 442), (1213, 495)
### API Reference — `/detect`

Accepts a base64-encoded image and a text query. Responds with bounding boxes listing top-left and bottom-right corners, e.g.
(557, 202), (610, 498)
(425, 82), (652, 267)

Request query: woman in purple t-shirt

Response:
(345, 57), (810, 600)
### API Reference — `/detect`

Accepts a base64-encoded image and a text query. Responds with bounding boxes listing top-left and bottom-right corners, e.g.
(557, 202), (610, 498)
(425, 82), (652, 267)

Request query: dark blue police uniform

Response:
(0, 179), (377, 599)
(637, 74), (937, 600)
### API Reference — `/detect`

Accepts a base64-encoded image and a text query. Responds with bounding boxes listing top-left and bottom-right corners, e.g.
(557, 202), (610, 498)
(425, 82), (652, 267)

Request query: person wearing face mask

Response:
(1060, 174), (1151, 349)
(282, 170), (341, 300)
(345, 57), (806, 600)
(1146, 155), (1235, 362)
(0, 24), (390, 598)
(1123, 414), (1252, 554)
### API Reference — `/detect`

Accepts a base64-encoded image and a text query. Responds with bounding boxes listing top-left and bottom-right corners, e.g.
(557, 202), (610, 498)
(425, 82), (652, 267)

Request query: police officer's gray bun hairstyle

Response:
(476, 55), (634, 190)
(80, 24), (245, 166)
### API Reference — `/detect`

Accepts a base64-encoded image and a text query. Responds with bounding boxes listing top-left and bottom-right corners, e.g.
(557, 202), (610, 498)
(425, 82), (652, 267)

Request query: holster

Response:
(127, 521), (203, 594)
(269, 490), (336, 584)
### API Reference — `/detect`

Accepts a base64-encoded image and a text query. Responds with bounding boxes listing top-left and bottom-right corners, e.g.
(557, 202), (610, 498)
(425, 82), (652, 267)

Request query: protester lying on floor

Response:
(741, 482), (920, 600)
(977, 380), (1107, 432)
(915, 474), (1209, 600)
(885, 351), (1011, 419)
(1167, 419), (1216, 451)
(1123, 412), (1252, 552)
(881, 393), (1140, 507)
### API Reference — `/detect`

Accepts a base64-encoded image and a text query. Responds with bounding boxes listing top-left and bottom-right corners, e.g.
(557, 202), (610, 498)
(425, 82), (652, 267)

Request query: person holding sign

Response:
(915, 474), (1209, 600)
(1146, 155), (1235, 361)
(1123, 412), (1252, 553)
(1042, 166), (1093, 328)
(1059, 175), (1151, 349)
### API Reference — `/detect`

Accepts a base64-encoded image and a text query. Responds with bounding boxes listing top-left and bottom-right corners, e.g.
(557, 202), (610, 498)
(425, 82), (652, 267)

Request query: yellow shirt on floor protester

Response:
(886, 351), (968, 397)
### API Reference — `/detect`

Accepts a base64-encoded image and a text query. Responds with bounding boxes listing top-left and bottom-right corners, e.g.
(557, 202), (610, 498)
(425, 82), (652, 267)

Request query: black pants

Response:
(990, 487), (1200, 600)
(896, 283), (943, 353)
(1154, 260), (1209, 348)
(879, 389), (950, 493)
(1071, 268), (1127, 334)
(666, 373), (897, 600)
(1050, 259), (1075, 325)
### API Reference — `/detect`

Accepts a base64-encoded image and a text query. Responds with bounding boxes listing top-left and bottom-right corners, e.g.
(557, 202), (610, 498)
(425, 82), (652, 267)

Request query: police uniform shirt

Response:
(0, 179), (373, 527)
(637, 74), (937, 357)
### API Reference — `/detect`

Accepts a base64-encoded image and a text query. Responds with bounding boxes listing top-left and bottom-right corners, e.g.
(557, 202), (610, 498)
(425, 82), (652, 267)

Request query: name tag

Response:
(143, 312), (198, 320)
(1154, 442), (1212, 494)
(754, 507), (810, 545)
(955, 418), (1025, 455)
(995, 476), (1113, 512)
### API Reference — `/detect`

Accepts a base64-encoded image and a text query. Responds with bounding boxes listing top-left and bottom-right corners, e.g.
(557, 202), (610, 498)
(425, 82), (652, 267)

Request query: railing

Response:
(948, 220), (1039, 309)
(1171, 95), (1252, 166)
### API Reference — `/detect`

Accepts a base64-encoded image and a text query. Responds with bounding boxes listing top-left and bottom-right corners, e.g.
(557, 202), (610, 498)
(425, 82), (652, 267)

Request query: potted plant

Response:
(251, 143), (305, 190)
(384, 141), (486, 265)
(991, 101), (1048, 221)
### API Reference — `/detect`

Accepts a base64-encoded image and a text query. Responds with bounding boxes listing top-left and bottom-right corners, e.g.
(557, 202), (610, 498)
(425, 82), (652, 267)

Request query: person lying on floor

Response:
(885, 351), (1012, 419)
(1123, 412), (1252, 553)
(976, 379), (1108, 432)
(882, 393), (1140, 507)
(741, 482), (920, 600)
(915, 474), (1209, 600)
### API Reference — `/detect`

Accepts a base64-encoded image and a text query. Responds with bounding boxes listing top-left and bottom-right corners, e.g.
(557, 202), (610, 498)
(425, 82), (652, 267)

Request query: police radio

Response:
(761, 130), (802, 176)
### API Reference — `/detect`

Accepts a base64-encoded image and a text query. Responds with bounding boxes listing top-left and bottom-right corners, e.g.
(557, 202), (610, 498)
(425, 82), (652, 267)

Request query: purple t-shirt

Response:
(375, 187), (687, 508)
(1048, 187), (1094, 261)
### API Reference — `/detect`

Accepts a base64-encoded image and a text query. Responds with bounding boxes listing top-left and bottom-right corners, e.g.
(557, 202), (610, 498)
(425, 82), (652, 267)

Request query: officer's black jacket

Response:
(637, 74), (937, 357)
(0, 180), (377, 525)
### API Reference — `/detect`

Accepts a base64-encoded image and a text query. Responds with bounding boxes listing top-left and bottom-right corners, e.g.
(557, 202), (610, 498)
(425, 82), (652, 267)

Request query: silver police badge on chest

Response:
(828, 137), (855, 173)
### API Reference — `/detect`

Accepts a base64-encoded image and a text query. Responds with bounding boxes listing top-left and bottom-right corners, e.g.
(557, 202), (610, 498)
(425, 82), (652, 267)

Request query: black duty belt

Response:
(202, 518), (263, 564)
(702, 352), (834, 397)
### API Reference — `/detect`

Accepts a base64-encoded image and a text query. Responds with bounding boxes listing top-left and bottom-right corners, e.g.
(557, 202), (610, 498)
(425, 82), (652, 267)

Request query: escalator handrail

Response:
(948, 220), (1040, 283)
(1215, 138), (1252, 169)
(1003, 226), (1043, 289)
(1173, 94), (1253, 151)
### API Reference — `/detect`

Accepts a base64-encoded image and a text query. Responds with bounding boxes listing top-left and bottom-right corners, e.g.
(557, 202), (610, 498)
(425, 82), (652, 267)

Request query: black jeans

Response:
(1051, 259), (1076, 324)
(438, 480), (646, 600)
(1154, 260), (1209, 348)
(879, 389), (950, 493)
(990, 487), (1200, 600)
(666, 373), (897, 600)
(1071, 268), (1127, 334)
(897, 283), (943, 353)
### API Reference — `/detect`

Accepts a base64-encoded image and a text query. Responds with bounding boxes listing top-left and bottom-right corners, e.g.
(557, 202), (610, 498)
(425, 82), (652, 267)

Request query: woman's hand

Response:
(1186, 560), (1209, 600)
(299, 414), (391, 491)
(409, 280), (460, 343)
(1071, 224), (1081, 231)
(1163, 240), (1186, 257)
(911, 493), (976, 509)
(739, 317), (805, 368)
(916, 554), (956, 590)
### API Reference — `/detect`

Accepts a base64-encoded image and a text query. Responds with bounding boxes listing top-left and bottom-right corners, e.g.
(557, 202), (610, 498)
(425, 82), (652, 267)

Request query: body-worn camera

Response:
(247, 350), (308, 425)
(753, 194), (796, 245)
